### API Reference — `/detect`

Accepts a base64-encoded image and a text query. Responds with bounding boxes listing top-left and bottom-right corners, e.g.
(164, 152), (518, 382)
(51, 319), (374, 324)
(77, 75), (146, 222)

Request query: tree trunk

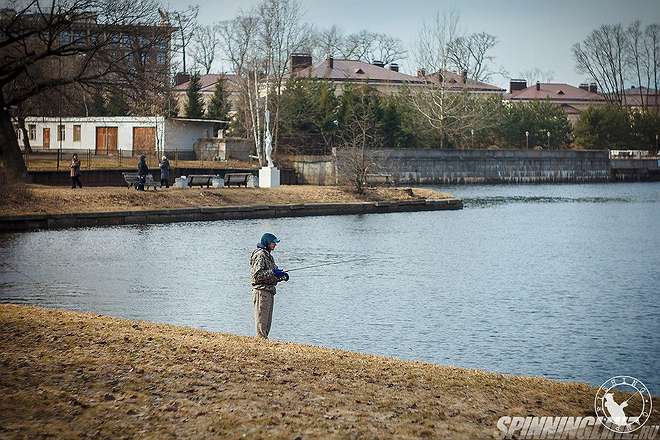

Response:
(16, 116), (32, 153)
(0, 104), (28, 182)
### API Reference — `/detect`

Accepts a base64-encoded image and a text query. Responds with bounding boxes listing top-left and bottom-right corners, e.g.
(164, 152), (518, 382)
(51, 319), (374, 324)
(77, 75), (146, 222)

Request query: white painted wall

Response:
(19, 116), (219, 155)
(163, 119), (217, 152)
(22, 116), (166, 153)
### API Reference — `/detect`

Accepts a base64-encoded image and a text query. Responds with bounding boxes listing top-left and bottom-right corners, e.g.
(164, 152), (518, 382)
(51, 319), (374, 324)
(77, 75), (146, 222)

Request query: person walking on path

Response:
(250, 233), (289, 339)
(159, 155), (171, 188)
(137, 155), (149, 191)
(70, 154), (82, 188)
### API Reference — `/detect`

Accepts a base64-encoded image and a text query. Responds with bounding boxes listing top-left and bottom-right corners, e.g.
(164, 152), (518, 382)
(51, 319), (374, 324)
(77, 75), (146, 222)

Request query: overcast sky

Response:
(164, 0), (660, 89)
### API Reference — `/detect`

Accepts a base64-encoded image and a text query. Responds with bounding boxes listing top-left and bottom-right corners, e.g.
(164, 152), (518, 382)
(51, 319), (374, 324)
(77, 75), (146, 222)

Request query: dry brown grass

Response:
(0, 185), (451, 217)
(1, 305), (656, 439)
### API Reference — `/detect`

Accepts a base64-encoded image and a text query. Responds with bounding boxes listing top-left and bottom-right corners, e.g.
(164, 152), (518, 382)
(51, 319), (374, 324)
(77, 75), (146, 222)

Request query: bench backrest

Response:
(225, 173), (251, 183)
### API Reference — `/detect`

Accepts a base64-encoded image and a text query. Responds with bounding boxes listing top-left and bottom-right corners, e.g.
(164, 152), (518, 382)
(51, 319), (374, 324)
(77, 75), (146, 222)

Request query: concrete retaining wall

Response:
(0, 199), (463, 232)
(28, 168), (262, 187)
(285, 149), (612, 185)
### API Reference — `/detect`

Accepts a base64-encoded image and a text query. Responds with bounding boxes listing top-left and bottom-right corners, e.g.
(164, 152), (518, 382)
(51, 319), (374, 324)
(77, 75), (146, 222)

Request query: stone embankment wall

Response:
(286, 149), (611, 185)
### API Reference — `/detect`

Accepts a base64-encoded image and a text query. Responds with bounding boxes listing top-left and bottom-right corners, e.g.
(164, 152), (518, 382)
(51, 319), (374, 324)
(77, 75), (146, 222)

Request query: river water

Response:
(1, 182), (659, 393)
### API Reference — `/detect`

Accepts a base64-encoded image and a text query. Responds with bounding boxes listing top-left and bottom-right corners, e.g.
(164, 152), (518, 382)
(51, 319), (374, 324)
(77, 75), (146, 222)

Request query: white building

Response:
(16, 116), (225, 158)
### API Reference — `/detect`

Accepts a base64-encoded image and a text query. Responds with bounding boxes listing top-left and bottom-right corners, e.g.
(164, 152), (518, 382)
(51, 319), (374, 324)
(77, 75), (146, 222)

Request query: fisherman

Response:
(250, 233), (289, 339)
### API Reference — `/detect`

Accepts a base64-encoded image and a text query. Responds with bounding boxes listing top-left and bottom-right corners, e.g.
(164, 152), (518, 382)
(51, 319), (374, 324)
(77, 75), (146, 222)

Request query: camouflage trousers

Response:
(253, 290), (274, 339)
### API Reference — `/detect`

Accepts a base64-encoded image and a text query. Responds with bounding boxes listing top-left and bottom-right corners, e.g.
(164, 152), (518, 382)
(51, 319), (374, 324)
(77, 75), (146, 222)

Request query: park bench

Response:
(224, 173), (252, 187)
(187, 174), (215, 188)
(366, 173), (393, 186)
(122, 172), (158, 190)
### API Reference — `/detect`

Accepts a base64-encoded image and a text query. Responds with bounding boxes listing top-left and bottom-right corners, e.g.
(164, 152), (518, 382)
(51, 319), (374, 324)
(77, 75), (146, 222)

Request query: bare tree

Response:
(219, 0), (309, 166)
(191, 23), (220, 74)
(646, 24), (659, 102)
(334, 96), (383, 194)
(368, 33), (407, 65)
(446, 32), (498, 82)
(573, 24), (629, 105)
(0, 0), (174, 181)
(313, 27), (407, 64)
(410, 12), (501, 148)
(519, 67), (555, 85)
(170, 5), (198, 74)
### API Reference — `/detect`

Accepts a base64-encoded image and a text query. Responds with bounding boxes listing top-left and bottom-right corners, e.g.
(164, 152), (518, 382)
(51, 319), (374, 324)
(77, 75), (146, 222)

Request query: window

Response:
(57, 125), (65, 141)
(156, 51), (167, 65)
(28, 124), (36, 140)
(73, 125), (81, 142)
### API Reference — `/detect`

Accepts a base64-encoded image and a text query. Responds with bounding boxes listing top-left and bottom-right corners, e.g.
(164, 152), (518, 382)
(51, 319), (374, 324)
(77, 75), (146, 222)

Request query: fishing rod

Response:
(284, 257), (378, 273)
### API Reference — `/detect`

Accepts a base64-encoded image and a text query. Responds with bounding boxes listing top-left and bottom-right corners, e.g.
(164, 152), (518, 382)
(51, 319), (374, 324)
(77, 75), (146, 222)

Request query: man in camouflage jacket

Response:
(250, 233), (289, 338)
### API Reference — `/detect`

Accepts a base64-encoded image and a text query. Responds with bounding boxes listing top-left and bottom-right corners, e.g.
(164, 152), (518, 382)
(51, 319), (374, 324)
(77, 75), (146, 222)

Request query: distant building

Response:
(506, 80), (607, 123)
(288, 54), (505, 96)
(288, 55), (426, 95)
(417, 69), (505, 95)
(17, 116), (224, 159)
(620, 86), (660, 111)
(173, 74), (241, 117)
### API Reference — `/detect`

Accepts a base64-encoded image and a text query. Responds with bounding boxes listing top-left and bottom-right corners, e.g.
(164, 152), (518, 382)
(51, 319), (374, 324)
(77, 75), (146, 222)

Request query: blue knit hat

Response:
(260, 233), (280, 247)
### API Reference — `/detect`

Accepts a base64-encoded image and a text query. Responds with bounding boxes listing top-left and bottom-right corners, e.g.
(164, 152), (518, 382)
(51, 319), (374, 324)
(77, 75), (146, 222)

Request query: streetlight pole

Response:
(525, 131), (529, 149)
(656, 133), (659, 156)
(471, 129), (474, 149)
(547, 131), (551, 150)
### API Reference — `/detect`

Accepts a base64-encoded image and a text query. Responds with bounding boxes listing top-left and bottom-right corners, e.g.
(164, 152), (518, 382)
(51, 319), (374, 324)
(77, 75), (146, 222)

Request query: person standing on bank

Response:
(70, 154), (82, 188)
(159, 155), (171, 188)
(137, 154), (149, 191)
(250, 233), (289, 339)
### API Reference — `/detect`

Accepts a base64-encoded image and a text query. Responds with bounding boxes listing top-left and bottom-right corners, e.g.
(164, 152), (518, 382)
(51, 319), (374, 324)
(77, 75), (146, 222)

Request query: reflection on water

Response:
(1, 182), (659, 393)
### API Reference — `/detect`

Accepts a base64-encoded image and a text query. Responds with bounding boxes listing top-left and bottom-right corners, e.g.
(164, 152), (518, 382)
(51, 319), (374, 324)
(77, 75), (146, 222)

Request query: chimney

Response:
(290, 53), (312, 72)
(174, 72), (191, 86)
(589, 83), (597, 93)
(327, 56), (333, 69)
(509, 79), (527, 94)
(578, 83), (589, 91)
(389, 63), (399, 72)
(417, 68), (426, 77)
(372, 60), (385, 68)
(461, 70), (468, 84)
(536, 81), (541, 91)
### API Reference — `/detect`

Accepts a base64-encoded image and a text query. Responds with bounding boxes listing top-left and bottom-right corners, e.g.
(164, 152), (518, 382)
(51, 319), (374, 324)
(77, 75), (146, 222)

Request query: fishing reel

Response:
(274, 268), (289, 282)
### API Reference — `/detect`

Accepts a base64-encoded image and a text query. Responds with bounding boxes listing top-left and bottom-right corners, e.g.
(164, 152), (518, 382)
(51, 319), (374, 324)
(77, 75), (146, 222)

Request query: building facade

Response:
(17, 116), (223, 158)
(506, 80), (606, 124)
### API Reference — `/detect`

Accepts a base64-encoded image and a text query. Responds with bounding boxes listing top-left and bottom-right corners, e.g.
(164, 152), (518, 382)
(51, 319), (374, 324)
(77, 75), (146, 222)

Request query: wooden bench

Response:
(224, 173), (252, 187)
(366, 173), (393, 186)
(187, 174), (215, 188)
(122, 172), (158, 190)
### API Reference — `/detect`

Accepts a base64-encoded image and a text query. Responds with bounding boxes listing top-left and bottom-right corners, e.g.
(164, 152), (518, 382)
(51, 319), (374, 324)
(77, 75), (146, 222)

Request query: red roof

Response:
(621, 86), (659, 107)
(291, 59), (425, 84)
(509, 83), (606, 102)
(422, 70), (504, 92)
(174, 74), (238, 92)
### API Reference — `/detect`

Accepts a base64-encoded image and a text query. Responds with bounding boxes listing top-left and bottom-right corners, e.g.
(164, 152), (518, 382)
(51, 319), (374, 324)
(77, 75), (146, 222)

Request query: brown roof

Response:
(422, 70), (505, 92)
(621, 86), (659, 107)
(508, 83), (606, 102)
(291, 59), (425, 84)
(174, 74), (238, 92)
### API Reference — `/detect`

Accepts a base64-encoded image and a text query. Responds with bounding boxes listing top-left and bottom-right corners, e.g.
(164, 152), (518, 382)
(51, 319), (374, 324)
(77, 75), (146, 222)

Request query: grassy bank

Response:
(2, 304), (655, 439)
(0, 185), (451, 217)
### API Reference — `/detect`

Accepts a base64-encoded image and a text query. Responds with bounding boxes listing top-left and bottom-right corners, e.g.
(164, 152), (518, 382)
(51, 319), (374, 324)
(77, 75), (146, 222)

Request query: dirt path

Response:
(0, 185), (450, 217)
(1, 305), (655, 439)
